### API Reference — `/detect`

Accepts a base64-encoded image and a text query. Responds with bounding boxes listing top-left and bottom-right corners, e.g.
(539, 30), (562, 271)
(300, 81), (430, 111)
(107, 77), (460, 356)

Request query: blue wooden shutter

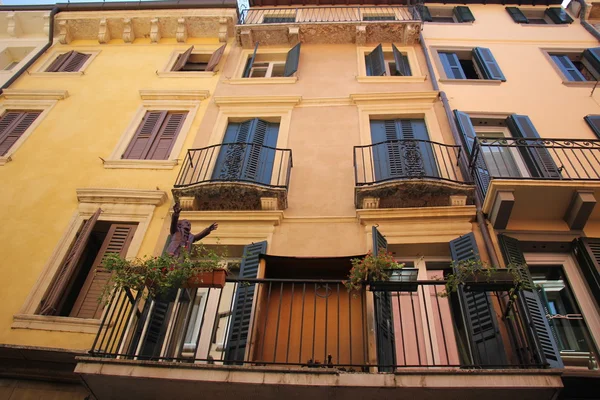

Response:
(545, 7), (573, 24)
(582, 47), (600, 80)
(418, 5), (432, 22)
(498, 235), (564, 369)
(225, 241), (267, 364)
(372, 226), (396, 372)
(212, 120), (253, 181)
(450, 233), (507, 366)
(401, 120), (439, 178)
(473, 47), (506, 81)
(574, 238), (600, 308)
(454, 110), (491, 196)
(506, 115), (561, 178)
(284, 43), (301, 77)
(551, 55), (585, 82)
(370, 120), (398, 182)
(454, 6), (475, 22)
(366, 44), (386, 76)
(392, 44), (411, 76)
(439, 52), (466, 79)
(505, 7), (528, 23)
(584, 115), (600, 139)
(243, 42), (259, 78)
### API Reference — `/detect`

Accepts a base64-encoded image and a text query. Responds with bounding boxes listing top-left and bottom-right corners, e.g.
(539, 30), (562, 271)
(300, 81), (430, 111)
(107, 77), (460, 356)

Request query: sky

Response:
(1, 0), (250, 7)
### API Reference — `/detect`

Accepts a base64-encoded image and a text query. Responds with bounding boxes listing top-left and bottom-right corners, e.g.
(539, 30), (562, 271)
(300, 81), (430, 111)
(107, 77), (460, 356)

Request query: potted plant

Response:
(442, 259), (528, 296)
(345, 250), (417, 292)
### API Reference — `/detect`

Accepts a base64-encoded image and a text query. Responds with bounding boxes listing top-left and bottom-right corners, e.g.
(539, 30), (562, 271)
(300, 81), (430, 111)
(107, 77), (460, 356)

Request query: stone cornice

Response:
(350, 92), (439, 105)
(76, 188), (168, 206)
(356, 205), (476, 224)
(214, 95), (301, 108)
(179, 210), (284, 225)
(2, 89), (69, 101)
(139, 89), (209, 101)
(0, 10), (50, 39)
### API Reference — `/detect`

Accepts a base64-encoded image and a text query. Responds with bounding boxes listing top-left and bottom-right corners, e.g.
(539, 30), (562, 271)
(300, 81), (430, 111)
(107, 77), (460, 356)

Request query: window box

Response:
(184, 269), (227, 289)
(369, 268), (419, 292)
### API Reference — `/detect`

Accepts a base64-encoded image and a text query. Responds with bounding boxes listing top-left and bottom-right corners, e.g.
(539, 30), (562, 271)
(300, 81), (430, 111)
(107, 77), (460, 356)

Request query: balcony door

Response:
(474, 128), (528, 179)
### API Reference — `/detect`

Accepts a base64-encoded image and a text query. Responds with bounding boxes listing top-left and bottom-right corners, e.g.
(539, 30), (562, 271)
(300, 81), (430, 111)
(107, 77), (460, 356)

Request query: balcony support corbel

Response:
(564, 190), (596, 230)
(489, 190), (515, 230)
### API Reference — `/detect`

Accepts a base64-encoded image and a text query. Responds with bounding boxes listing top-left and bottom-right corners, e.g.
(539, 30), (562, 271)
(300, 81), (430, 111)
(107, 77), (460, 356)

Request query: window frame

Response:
(32, 48), (99, 76)
(542, 48), (600, 87)
(229, 47), (298, 85)
(158, 45), (226, 78)
(423, 6), (475, 24)
(431, 46), (504, 85)
(356, 45), (425, 83)
(0, 45), (37, 73)
(472, 125), (531, 179)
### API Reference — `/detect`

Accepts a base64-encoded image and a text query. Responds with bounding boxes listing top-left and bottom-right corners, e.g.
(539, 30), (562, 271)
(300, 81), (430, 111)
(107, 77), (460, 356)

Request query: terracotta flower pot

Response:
(184, 269), (227, 289)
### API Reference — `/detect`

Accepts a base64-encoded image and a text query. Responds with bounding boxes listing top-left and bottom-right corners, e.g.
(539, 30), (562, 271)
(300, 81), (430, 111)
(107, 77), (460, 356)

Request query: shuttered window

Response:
(440, 48), (505, 81)
(584, 115), (600, 139)
(122, 111), (188, 160)
(365, 44), (412, 77)
(549, 48), (600, 82)
(242, 43), (301, 78)
(45, 51), (91, 72)
(420, 6), (475, 23)
(0, 110), (42, 156)
(171, 44), (226, 72)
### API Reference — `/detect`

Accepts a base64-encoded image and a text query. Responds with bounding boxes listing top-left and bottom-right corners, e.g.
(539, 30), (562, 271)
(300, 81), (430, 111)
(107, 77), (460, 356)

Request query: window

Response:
(45, 51), (91, 72)
(438, 47), (506, 81)
(548, 48), (600, 82)
(420, 6), (475, 23)
(171, 45), (226, 72)
(365, 44), (411, 77)
(0, 46), (34, 71)
(122, 110), (188, 160)
(242, 43), (301, 78)
(584, 115), (600, 139)
(506, 7), (574, 25)
(0, 110), (41, 156)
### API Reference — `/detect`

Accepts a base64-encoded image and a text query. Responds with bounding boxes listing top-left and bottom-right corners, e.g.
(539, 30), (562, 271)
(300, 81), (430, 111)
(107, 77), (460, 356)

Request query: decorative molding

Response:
(122, 18), (134, 43)
(362, 197), (380, 209)
(98, 18), (111, 44)
(102, 159), (178, 170)
(181, 210), (284, 225)
(43, 12), (51, 36)
(355, 25), (366, 46)
(214, 95), (301, 108)
(58, 20), (71, 45)
(76, 188), (168, 206)
(139, 89), (209, 101)
(176, 17), (188, 43)
(12, 314), (101, 334)
(288, 26), (299, 46)
(402, 22), (421, 45)
(2, 89), (69, 101)
(261, 197), (278, 211)
(179, 196), (196, 211)
(357, 205), (476, 224)
(350, 92), (438, 105)
(356, 76), (427, 83)
(297, 97), (351, 107)
(218, 17), (229, 42)
(7, 12), (22, 37)
(150, 18), (161, 43)
(227, 77), (297, 85)
(240, 28), (253, 48)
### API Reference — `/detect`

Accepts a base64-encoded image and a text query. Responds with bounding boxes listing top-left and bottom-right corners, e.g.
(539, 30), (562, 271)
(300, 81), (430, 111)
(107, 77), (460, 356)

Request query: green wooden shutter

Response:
(545, 7), (573, 24)
(449, 233), (507, 366)
(439, 52), (466, 79)
(418, 5), (432, 22)
(284, 43), (301, 77)
(372, 226), (396, 372)
(582, 47), (600, 80)
(505, 7), (528, 23)
(366, 44), (386, 76)
(243, 42), (259, 78)
(225, 241), (267, 364)
(498, 235), (564, 369)
(206, 44), (226, 72)
(574, 238), (600, 308)
(472, 47), (506, 81)
(454, 6), (475, 22)
(392, 44), (411, 76)
(584, 115), (600, 139)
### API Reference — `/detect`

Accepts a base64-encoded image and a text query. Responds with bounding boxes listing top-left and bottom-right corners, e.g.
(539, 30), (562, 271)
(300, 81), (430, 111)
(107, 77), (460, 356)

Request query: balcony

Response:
(470, 138), (600, 229)
(235, 6), (423, 48)
(77, 277), (561, 400)
(172, 143), (292, 211)
(353, 139), (474, 209)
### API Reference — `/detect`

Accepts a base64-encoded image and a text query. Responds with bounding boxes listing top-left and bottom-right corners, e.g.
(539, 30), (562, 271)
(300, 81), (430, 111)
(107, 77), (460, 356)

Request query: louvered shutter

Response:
(372, 226), (396, 372)
(454, 6), (475, 22)
(366, 44), (386, 76)
(146, 111), (187, 160)
(284, 43), (301, 77)
(392, 44), (411, 76)
(454, 110), (491, 196)
(574, 238), (600, 308)
(545, 7), (573, 24)
(449, 233), (507, 366)
(551, 55), (585, 82)
(418, 5), (432, 22)
(473, 47), (506, 81)
(213, 120), (253, 181)
(172, 46), (194, 72)
(225, 241), (267, 364)
(584, 115), (600, 139)
(70, 224), (137, 319)
(408, 120), (438, 178)
(243, 42), (259, 78)
(206, 44), (226, 72)
(506, 7), (528, 23)
(582, 48), (600, 80)
(370, 120), (396, 182)
(439, 52), (466, 79)
(241, 119), (279, 185)
(122, 111), (167, 160)
(0, 111), (41, 156)
(39, 208), (102, 316)
(58, 52), (90, 72)
(506, 115), (561, 178)
(45, 51), (73, 72)
(498, 235), (564, 368)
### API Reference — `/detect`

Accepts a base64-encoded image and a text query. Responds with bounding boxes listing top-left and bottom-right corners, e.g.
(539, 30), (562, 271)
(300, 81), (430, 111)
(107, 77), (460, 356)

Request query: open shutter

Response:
(284, 43), (301, 77)
(418, 5), (432, 22)
(392, 44), (411, 76)
(454, 6), (475, 22)
(70, 224), (137, 319)
(574, 238), (600, 307)
(122, 111), (167, 160)
(366, 44), (386, 76)
(225, 241), (267, 364)
(582, 47), (600, 80)
(172, 46), (194, 72)
(506, 114), (561, 178)
(584, 115), (600, 139)
(454, 110), (491, 195)
(439, 52), (466, 79)
(0, 111), (41, 156)
(505, 7), (528, 23)
(58, 52), (90, 72)
(243, 42), (259, 78)
(545, 7), (573, 24)
(46, 51), (73, 72)
(551, 55), (585, 82)
(146, 111), (187, 160)
(449, 233), (506, 366)
(498, 235), (564, 368)
(473, 47), (506, 81)
(206, 44), (226, 72)
(39, 208), (102, 316)
(372, 226), (396, 372)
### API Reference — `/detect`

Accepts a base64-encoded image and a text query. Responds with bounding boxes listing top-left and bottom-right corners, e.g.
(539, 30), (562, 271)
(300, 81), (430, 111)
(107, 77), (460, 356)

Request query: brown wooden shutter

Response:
(122, 111), (167, 159)
(45, 51), (74, 72)
(146, 111), (187, 160)
(39, 208), (102, 316)
(58, 52), (91, 72)
(0, 111), (42, 156)
(172, 46), (194, 71)
(70, 224), (137, 319)
(206, 44), (226, 72)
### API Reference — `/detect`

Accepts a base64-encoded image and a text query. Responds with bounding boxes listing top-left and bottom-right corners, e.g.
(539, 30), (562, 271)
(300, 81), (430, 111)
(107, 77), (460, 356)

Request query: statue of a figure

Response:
(166, 203), (218, 257)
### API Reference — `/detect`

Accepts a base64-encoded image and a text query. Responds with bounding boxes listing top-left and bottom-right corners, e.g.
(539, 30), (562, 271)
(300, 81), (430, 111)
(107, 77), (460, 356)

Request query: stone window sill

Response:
(227, 77), (297, 85)
(562, 81), (598, 88)
(12, 314), (101, 334)
(357, 75), (427, 83)
(439, 78), (503, 85)
(157, 71), (216, 78)
(29, 71), (84, 77)
(103, 159), (179, 170)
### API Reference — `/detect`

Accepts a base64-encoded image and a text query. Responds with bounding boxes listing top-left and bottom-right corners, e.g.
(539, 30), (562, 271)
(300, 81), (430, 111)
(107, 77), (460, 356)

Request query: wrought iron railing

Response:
(174, 143), (293, 189)
(470, 138), (600, 198)
(354, 139), (467, 186)
(238, 6), (421, 25)
(90, 279), (545, 370)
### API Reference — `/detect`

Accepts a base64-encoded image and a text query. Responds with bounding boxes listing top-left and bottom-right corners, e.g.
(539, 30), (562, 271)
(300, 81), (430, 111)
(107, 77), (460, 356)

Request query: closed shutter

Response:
(582, 47), (600, 80)
(402, 119), (438, 178)
(498, 235), (564, 368)
(545, 7), (573, 24)
(392, 44), (411, 76)
(145, 111), (187, 160)
(584, 115), (600, 139)
(454, 110), (491, 196)
(206, 44), (226, 72)
(213, 120), (253, 181)
(70, 224), (137, 319)
(372, 226), (396, 372)
(172, 46), (194, 72)
(225, 241), (267, 364)
(505, 7), (528, 23)
(472, 47), (506, 81)
(366, 44), (386, 76)
(45, 51), (73, 72)
(0, 110), (42, 156)
(418, 5), (432, 22)
(284, 43), (301, 77)
(454, 6), (475, 22)
(439, 52), (466, 79)
(506, 114), (561, 178)
(551, 55), (585, 82)
(574, 238), (600, 308)
(243, 42), (259, 78)
(122, 111), (166, 159)
(57, 51), (91, 72)
(370, 120), (399, 181)
(39, 208), (102, 316)
(449, 233), (507, 366)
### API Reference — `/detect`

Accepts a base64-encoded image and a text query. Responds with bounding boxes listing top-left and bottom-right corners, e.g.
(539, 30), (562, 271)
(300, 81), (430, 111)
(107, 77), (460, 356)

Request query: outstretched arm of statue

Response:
(193, 223), (218, 242)
(170, 203), (181, 235)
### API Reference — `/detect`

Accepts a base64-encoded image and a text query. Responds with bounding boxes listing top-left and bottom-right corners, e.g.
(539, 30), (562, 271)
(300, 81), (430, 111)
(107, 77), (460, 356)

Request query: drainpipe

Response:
(419, 33), (501, 268)
(574, 0), (600, 42)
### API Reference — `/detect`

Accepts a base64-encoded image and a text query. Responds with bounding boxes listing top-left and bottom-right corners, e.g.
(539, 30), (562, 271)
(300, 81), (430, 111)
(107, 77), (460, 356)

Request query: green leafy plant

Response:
(345, 249), (405, 292)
